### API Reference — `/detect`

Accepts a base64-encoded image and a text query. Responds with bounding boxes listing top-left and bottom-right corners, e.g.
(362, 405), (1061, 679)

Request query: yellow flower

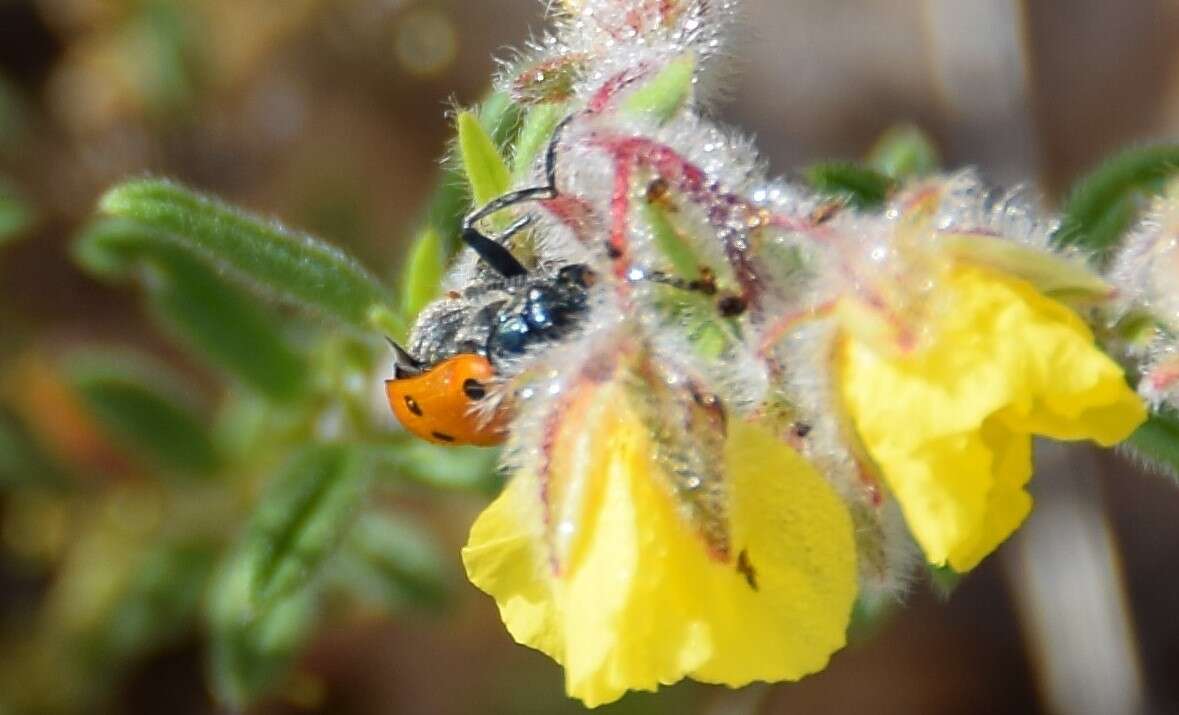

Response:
(462, 378), (856, 707)
(840, 265), (1146, 572)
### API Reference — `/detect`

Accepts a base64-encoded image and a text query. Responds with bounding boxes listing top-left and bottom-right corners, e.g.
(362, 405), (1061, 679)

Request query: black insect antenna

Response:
(386, 337), (424, 379)
(460, 114), (577, 279)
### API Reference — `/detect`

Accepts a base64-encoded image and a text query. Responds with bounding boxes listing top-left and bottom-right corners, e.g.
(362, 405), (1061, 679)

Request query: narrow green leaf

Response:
(399, 226), (446, 324)
(457, 111), (512, 207)
(75, 218), (310, 402)
(805, 162), (896, 209)
(867, 124), (940, 179)
(369, 439), (500, 494)
(331, 512), (448, 611)
(241, 444), (372, 608)
(98, 179), (394, 332)
(1124, 408), (1179, 486)
(622, 54), (696, 124)
(64, 350), (220, 477)
(476, 90), (523, 149)
(512, 103), (565, 184)
(208, 550), (316, 709)
(1053, 145), (1179, 255)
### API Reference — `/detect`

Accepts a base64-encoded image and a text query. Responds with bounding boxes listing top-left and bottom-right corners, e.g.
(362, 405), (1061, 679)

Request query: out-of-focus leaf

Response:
(512, 102), (565, 184)
(0, 74), (28, 149)
(64, 350), (220, 477)
(846, 594), (896, 645)
(867, 124), (940, 180)
(1053, 145), (1179, 256)
(1124, 407), (1179, 486)
(369, 439), (500, 494)
(208, 551), (316, 710)
(98, 179), (394, 332)
(0, 407), (68, 490)
(0, 179), (32, 245)
(622, 53), (696, 124)
(240, 444), (371, 608)
(331, 512), (448, 611)
(805, 162), (896, 209)
(87, 538), (219, 665)
(75, 218), (311, 402)
(457, 111), (512, 207)
(399, 226), (446, 324)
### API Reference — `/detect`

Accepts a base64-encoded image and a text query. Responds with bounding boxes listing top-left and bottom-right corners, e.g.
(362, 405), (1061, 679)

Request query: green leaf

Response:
(98, 179), (394, 332)
(0, 407), (68, 490)
(399, 226), (446, 324)
(90, 538), (218, 664)
(240, 444), (372, 608)
(512, 103), (565, 184)
(622, 54), (696, 124)
(64, 350), (221, 477)
(75, 218), (311, 402)
(457, 111), (512, 207)
(867, 124), (940, 179)
(1053, 145), (1179, 256)
(369, 439), (500, 494)
(1124, 407), (1179, 486)
(805, 162), (896, 209)
(331, 512), (448, 611)
(207, 549), (316, 709)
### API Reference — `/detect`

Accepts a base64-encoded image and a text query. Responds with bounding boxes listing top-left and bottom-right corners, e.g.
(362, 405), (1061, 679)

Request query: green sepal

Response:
(805, 162), (896, 209)
(458, 111), (512, 207)
(1123, 407), (1179, 487)
(622, 54), (696, 124)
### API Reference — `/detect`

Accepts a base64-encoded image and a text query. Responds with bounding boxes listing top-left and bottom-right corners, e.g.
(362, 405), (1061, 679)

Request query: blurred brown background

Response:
(2, 1), (1179, 713)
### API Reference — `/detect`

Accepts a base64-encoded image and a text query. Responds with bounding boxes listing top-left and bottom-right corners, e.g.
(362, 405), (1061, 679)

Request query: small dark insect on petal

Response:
(463, 378), (487, 400)
(736, 549), (759, 591)
(792, 421), (812, 438)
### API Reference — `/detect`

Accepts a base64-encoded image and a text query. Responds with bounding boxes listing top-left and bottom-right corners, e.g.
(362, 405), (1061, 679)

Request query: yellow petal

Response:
(462, 381), (856, 707)
(840, 266), (1145, 571)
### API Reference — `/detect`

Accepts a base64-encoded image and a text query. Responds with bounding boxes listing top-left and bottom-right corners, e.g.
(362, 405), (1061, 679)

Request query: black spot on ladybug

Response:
(404, 395), (423, 416)
(737, 549), (759, 591)
(431, 431), (456, 443)
(463, 378), (487, 400)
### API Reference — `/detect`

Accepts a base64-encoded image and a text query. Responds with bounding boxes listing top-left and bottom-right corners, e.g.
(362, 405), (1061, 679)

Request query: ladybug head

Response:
(384, 341), (507, 446)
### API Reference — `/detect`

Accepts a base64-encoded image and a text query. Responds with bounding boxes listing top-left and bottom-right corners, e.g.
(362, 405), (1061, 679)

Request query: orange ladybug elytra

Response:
(385, 352), (507, 446)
